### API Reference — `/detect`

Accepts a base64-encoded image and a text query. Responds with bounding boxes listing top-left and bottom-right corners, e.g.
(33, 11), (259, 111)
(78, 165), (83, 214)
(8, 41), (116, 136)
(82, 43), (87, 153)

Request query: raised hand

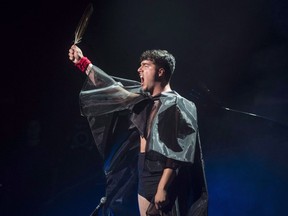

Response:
(68, 45), (84, 64)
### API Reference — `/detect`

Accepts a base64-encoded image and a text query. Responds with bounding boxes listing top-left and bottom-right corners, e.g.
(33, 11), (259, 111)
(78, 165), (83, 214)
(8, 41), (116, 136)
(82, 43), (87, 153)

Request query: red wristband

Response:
(75, 57), (91, 72)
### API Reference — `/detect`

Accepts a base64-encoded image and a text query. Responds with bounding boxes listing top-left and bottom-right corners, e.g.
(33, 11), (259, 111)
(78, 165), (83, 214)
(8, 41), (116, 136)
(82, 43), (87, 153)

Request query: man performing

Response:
(68, 45), (208, 216)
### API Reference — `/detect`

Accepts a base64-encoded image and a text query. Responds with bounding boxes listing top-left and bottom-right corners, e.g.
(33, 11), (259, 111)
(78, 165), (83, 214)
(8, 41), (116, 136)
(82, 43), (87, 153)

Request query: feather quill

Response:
(74, 3), (94, 44)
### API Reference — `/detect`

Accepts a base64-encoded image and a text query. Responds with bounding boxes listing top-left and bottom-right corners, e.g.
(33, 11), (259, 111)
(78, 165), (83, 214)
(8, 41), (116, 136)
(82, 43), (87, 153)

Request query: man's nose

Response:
(137, 66), (142, 73)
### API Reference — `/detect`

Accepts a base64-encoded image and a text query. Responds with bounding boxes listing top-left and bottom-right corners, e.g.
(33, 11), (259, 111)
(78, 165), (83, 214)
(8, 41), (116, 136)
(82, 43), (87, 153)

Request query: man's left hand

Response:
(154, 188), (169, 210)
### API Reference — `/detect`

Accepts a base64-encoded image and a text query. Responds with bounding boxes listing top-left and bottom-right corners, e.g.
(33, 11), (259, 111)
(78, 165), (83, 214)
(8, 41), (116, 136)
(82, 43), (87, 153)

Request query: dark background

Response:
(1, 0), (288, 215)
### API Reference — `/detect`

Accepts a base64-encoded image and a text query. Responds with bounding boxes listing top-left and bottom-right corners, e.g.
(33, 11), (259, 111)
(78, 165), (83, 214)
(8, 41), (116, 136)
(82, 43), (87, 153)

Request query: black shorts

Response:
(138, 152), (164, 202)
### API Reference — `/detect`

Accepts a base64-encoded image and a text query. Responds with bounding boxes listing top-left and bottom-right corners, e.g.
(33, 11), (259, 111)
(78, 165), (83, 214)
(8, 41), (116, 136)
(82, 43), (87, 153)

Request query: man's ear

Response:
(158, 68), (165, 78)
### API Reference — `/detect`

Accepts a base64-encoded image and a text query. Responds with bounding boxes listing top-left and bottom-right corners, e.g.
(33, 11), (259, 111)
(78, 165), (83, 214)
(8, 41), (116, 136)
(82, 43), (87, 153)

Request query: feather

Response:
(74, 3), (94, 44)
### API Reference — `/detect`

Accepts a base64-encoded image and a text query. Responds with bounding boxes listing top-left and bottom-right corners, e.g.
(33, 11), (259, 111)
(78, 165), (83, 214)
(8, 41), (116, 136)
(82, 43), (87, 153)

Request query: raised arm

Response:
(68, 45), (144, 117)
(69, 45), (126, 90)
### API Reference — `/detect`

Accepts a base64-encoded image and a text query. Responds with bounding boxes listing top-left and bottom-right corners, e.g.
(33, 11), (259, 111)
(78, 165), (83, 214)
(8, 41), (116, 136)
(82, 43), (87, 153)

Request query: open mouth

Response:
(140, 75), (144, 85)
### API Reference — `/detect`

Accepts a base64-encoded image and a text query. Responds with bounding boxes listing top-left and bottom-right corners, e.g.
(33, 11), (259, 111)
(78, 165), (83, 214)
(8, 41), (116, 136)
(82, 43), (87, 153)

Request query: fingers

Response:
(154, 198), (168, 210)
(68, 45), (83, 63)
(154, 201), (164, 210)
(155, 202), (160, 210)
(68, 48), (74, 61)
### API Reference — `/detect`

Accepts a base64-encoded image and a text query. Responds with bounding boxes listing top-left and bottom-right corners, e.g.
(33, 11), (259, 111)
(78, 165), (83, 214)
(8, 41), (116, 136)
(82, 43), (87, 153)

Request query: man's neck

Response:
(151, 84), (171, 96)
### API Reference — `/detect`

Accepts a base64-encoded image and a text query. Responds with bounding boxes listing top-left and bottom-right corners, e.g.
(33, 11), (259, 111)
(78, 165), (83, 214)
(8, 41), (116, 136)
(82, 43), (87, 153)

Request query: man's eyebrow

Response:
(141, 62), (151, 66)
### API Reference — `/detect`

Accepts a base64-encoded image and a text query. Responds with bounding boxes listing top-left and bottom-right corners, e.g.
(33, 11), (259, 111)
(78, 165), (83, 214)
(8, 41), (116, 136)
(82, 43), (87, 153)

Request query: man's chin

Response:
(141, 87), (152, 94)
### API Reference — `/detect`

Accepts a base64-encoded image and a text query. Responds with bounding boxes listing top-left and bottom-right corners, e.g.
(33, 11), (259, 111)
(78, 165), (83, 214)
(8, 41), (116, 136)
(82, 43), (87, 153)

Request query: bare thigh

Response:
(138, 194), (150, 216)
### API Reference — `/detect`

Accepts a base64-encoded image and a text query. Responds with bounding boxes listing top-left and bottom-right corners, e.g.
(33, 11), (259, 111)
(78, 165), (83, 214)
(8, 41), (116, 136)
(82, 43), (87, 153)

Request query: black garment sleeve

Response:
(164, 158), (181, 170)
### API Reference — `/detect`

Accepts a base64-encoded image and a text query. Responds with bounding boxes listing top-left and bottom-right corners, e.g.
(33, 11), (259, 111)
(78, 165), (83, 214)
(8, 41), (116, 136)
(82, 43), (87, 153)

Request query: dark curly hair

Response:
(140, 49), (176, 81)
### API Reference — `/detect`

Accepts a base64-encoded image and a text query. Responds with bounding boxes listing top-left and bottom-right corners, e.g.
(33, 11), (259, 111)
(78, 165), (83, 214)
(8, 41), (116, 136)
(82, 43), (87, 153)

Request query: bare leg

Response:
(138, 194), (150, 216)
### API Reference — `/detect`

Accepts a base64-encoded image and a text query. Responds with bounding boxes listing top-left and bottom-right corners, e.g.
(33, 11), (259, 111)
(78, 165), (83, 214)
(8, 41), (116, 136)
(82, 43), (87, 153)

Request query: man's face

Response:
(137, 59), (158, 93)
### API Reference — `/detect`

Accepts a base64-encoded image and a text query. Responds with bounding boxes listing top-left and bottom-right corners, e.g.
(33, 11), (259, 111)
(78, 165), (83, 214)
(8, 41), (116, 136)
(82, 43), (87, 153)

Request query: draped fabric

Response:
(130, 91), (198, 164)
(79, 65), (208, 215)
(79, 65), (145, 117)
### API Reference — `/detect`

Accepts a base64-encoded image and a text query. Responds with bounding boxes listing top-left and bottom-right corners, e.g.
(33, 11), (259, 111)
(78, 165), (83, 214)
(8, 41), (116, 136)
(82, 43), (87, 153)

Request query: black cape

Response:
(79, 65), (208, 216)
